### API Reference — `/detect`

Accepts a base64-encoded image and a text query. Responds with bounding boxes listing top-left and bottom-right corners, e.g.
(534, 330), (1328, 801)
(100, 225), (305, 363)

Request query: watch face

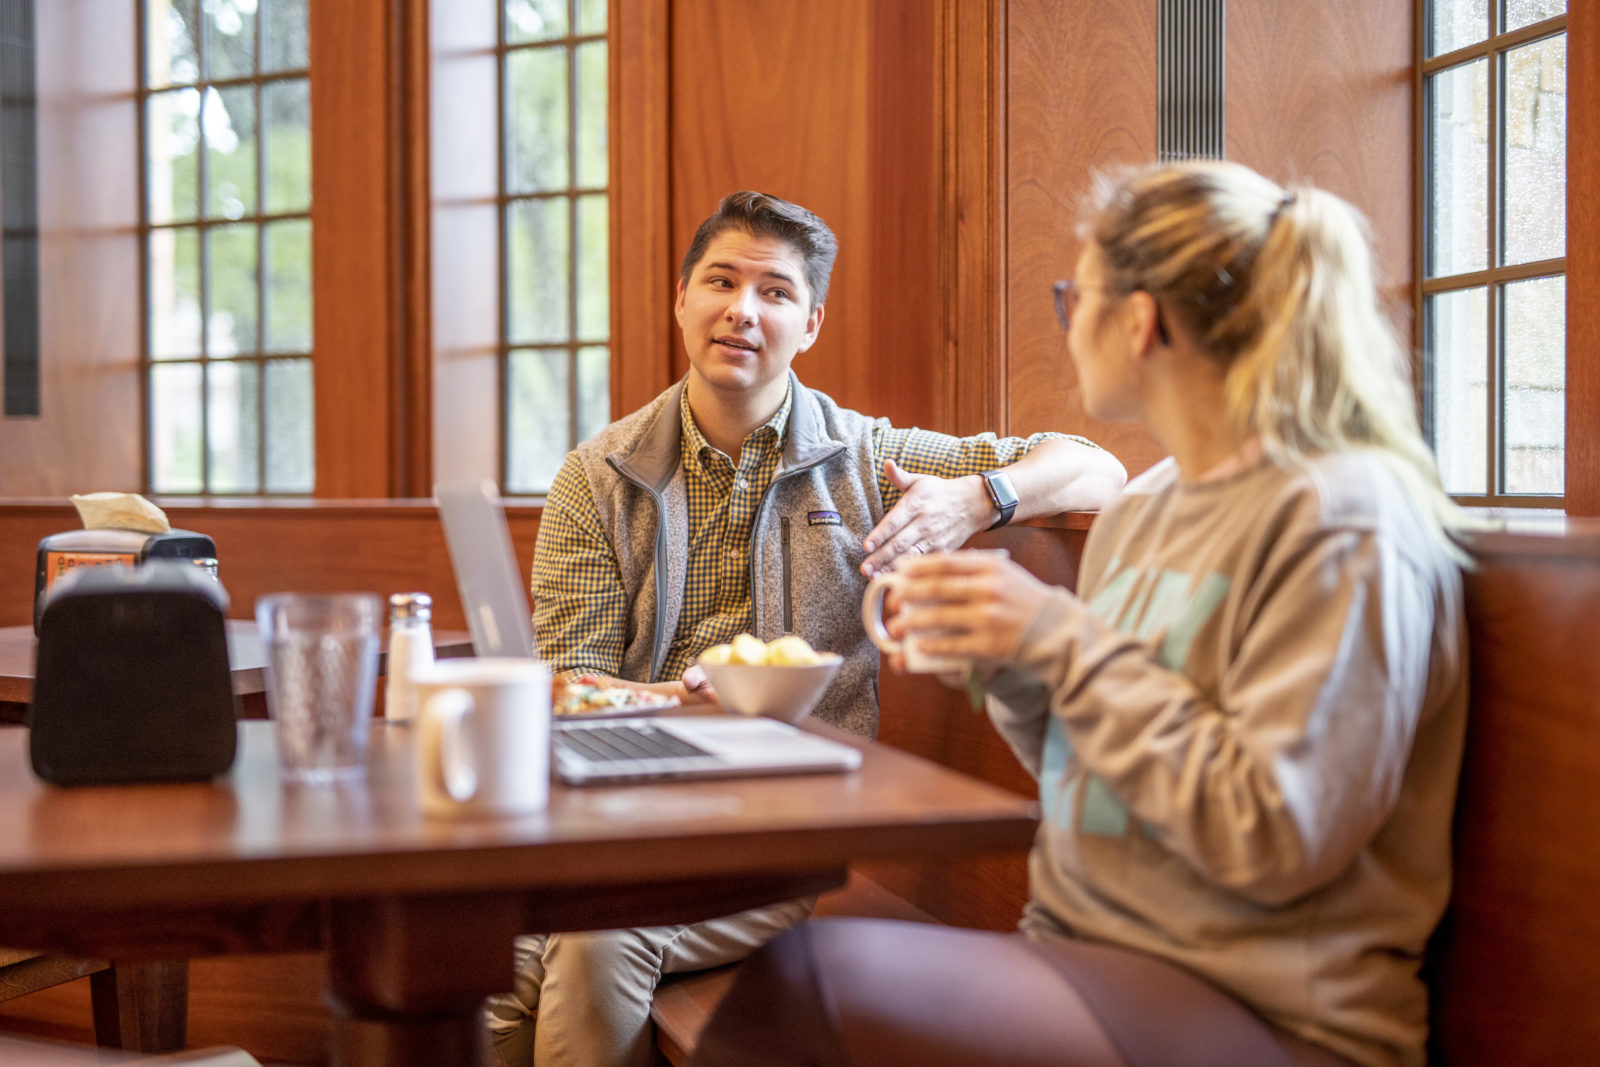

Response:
(985, 472), (1018, 511)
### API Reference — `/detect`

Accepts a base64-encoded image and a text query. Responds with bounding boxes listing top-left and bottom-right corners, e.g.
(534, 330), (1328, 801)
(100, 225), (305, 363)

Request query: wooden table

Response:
(0, 719), (1037, 1065)
(0, 622), (474, 718)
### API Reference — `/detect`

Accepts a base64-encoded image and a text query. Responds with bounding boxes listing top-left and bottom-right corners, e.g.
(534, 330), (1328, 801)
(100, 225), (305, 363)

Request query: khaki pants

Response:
(484, 896), (816, 1067)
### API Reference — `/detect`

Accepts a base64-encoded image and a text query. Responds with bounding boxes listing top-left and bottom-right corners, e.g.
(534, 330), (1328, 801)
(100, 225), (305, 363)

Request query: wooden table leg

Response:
(89, 959), (189, 1053)
(326, 895), (525, 1067)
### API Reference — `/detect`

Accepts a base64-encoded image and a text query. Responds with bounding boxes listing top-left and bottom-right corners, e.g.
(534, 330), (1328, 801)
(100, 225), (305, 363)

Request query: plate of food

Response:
(553, 676), (681, 720)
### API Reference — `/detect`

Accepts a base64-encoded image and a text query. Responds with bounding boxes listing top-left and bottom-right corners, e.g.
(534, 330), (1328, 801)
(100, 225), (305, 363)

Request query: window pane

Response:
(261, 0), (309, 72)
(207, 222), (261, 355)
(506, 46), (570, 194)
(203, 0), (257, 81)
(263, 78), (312, 214)
(264, 219), (313, 352)
(1504, 0), (1565, 32)
(1426, 287), (1489, 495)
(575, 41), (607, 188)
(148, 89), (202, 225)
(576, 193), (608, 341)
(1430, 0), (1488, 56)
(147, 0), (199, 87)
(578, 345), (610, 441)
(205, 86), (257, 220)
(507, 198), (571, 344)
(1428, 60), (1488, 277)
(507, 348), (572, 492)
(264, 358), (314, 492)
(1502, 34), (1565, 265)
(151, 362), (204, 493)
(507, 0), (567, 44)
(577, 0), (606, 36)
(207, 360), (261, 492)
(150, 228), (202, 359)
(1502, 275), (1565, 494)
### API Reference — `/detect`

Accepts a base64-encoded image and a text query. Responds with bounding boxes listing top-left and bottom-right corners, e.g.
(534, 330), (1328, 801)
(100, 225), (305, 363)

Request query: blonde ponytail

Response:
(1085, 161), (1467, 558)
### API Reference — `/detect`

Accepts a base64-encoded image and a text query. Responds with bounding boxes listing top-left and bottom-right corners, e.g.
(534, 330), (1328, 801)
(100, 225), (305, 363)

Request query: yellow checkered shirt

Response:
(534, 384), (1087, 681)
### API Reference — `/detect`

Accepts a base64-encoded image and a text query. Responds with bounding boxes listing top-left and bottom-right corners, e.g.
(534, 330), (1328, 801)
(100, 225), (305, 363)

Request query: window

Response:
(499, 0), (610, 494)
(1422, 0), (1566, 504)
(142, 0), (313, 494)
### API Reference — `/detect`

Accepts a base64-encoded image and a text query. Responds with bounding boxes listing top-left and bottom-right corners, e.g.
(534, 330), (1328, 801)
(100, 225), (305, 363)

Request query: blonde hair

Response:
(1083, 160), (1467, 556)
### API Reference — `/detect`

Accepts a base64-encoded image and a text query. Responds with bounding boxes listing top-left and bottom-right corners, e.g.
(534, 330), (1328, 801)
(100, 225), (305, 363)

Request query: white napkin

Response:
(69, 492), (172, 534)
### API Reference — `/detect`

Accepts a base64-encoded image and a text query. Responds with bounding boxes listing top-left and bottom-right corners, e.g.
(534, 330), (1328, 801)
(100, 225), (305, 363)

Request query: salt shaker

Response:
(384, 592), (434, 724)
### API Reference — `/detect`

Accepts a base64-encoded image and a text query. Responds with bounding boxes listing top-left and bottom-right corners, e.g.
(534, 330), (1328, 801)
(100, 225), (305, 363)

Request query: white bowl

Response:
(697, 655), (844, 724)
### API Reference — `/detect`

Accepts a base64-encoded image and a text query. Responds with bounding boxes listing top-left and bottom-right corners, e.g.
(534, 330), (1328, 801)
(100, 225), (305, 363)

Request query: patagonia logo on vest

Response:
(807, 511), (842, 527)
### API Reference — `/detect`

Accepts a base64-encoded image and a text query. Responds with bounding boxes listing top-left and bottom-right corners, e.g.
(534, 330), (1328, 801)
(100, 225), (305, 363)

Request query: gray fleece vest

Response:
(565, 373), (885, 738)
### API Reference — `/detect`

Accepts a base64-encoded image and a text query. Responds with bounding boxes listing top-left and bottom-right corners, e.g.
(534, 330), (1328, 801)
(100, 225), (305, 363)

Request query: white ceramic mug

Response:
(861, 572), (970, 673)
(413, 658), (551, 819)
(861, 549), (1009, 673)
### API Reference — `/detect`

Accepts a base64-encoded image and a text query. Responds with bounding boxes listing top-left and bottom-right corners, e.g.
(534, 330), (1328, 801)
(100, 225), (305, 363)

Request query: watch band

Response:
(981, 470), (1018, 531)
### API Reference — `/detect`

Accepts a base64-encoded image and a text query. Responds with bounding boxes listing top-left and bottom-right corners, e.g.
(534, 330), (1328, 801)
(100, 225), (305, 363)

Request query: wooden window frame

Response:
(1415, 3), (1571, 508)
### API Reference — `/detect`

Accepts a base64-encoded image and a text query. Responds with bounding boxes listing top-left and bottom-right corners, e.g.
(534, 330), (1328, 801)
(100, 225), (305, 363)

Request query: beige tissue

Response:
(69, 492), (172, 534)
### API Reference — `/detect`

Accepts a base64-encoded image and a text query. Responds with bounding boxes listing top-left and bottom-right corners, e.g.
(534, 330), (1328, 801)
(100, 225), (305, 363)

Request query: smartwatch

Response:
(980, 470), (1018, 531)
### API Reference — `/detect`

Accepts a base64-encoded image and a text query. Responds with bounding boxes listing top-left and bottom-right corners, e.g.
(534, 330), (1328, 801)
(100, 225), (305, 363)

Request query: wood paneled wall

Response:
(0, 0), (141, 497)
(663, 2), (942, 433)
(1005, 0), (1163, 472)
(1226, 1), (1414, 336)
(1001, 0), (1414, 478)
(0, 502), (541, 631)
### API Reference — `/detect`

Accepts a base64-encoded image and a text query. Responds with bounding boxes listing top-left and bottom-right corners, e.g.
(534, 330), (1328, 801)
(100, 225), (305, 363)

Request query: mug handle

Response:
(861, 573), (905, 655)
(421, 688), (479, 802)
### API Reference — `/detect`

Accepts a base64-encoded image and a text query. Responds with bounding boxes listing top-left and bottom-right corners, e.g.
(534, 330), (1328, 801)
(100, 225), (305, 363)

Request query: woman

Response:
(687, 161), (1468, 1067)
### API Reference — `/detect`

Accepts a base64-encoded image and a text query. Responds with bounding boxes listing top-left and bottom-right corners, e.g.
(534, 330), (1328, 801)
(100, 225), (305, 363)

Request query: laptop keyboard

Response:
(555, 723), (713, 763)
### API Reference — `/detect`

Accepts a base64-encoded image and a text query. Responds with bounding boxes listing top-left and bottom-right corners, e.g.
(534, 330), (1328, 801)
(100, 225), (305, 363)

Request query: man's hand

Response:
(861, 460), (993, 577)
(680, 664), (720, 705)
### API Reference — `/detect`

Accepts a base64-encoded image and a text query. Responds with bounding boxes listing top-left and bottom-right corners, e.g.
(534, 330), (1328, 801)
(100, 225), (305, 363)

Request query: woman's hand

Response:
(887, 550), (1058, 666)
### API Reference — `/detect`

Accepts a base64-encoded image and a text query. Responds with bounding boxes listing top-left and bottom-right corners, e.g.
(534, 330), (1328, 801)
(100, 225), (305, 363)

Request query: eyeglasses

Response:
(1052, 279), (1094, 332)
(1051, 279), (1171, 345)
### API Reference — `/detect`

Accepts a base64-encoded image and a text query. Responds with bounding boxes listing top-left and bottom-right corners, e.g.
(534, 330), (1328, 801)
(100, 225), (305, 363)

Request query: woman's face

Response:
(1067, 242), (1143, 421)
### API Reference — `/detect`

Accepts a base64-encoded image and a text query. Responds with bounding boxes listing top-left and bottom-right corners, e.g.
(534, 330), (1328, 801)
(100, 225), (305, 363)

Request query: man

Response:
(485, 191), (1125, 1066)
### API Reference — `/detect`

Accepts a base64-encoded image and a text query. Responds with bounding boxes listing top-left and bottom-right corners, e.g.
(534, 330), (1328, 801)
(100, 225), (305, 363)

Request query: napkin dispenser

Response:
(30, 561), (238, 786)
(34, 528), (217, 635)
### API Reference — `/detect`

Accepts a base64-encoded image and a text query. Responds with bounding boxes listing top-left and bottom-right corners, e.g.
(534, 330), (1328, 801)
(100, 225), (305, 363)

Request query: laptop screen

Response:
(436, 480), (537, 659)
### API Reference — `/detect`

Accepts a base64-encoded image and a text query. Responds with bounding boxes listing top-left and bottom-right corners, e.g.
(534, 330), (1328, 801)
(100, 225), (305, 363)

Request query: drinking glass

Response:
(256, 592), (381, 784)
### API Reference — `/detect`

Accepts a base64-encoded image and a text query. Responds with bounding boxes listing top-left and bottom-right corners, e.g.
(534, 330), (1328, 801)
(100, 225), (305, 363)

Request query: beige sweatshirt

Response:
(985, 451), (1467, 1067)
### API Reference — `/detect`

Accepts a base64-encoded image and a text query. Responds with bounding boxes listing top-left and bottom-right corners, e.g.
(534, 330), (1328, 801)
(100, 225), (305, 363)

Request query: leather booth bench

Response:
(654, 518), (1600, 1066)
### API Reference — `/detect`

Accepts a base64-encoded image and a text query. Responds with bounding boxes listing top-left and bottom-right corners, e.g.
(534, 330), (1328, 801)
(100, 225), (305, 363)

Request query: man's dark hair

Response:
(679, 191), (839, 309)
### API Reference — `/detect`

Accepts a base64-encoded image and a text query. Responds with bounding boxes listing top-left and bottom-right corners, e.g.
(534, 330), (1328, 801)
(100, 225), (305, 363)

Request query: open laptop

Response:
(434, 481), (863, 785)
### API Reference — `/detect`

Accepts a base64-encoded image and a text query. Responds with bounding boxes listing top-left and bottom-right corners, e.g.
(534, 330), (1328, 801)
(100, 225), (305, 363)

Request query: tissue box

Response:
(34, 528), (217, 635)
(30, 561), (237, 786)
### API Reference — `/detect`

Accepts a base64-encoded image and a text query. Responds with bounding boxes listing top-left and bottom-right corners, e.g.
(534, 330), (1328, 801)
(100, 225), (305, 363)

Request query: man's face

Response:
(675, 230), (824, 398)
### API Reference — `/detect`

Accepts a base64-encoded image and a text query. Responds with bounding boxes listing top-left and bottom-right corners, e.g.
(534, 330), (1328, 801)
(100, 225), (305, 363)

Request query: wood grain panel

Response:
(1226, 0), (1414, 337)
(0, 0), (140, 497)
(1428, 526), (1600, 1064)
(668, 0), (869, 402)
(1005, 0), (1164, 472)
(309, 0), (403, 498)
(611, 0), (676, 419)
(0, 502), (541, 631)
(1568, 4), (1599, 515)
(668, 1), (942, 430)
(941, 0), (1008, 437)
